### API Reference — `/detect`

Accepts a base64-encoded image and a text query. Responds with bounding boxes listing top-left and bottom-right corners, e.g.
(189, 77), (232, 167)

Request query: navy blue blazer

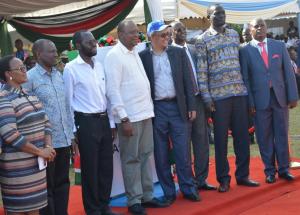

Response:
(139, 46), (196, 121)
(240, 39), (299, 110)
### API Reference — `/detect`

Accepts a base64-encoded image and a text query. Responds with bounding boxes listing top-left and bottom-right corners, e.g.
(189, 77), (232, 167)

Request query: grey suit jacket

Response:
(139, 46), (196, 121)
(240, 38), (299, 110)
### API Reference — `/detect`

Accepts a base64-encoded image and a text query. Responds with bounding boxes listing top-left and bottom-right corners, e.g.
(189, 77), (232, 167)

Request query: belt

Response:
(75, 111), (107, 118)
(157, 97), (177, 102)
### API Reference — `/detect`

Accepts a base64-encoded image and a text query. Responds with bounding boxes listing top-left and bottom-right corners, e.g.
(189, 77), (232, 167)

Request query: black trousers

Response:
(212, 96), (250, 184)
(74, 113), (113, 215)
(40, 146), (71, 215)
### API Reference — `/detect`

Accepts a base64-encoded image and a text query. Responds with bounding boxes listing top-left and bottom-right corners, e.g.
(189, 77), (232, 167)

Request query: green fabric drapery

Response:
(0, 19), (13, 57)
(7, 0), (138, 52)
(143, 0), (152, 25)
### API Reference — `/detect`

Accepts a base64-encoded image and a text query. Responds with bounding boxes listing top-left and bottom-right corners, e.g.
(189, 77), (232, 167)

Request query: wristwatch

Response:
(121, 117), (129, 123)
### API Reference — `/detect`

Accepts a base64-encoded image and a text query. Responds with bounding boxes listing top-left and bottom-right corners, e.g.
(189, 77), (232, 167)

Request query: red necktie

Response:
(258, 42), (268, 68)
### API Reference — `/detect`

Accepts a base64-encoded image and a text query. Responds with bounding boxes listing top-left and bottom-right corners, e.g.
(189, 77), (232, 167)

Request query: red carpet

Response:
(1, 157), (300, 215)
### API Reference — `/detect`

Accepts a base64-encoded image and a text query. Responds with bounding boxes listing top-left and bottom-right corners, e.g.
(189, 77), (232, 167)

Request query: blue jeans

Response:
(153, 100), (196, 198)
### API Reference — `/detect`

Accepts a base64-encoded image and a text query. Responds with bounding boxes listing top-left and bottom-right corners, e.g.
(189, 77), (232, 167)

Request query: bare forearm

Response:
(20, 142), (43, 157)
(44, 134), (52, 147)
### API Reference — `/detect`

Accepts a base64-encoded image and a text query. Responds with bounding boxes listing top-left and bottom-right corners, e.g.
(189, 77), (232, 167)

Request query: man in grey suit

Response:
(139, 20), (200, 204)
(240, 18), (299, 184)
(171, 21), (216, 191)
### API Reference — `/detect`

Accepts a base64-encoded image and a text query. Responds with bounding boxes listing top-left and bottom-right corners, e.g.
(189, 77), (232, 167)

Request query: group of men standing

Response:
(21, 3), (298, 215)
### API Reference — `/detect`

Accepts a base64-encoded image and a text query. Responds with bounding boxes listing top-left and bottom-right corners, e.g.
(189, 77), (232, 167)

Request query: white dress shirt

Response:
(251, 38), (268, 55)
(104, 41), (154, 123)
(63, 55), (115, 128)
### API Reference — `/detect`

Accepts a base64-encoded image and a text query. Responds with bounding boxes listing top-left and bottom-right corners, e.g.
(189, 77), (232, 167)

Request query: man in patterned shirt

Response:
(195, 4), (259, 192)
(23, 39), (75, 215)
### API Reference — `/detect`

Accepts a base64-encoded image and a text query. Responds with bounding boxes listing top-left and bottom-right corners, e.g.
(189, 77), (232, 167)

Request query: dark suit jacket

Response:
(139, 46), (196, 121)
(240, 39), (299, 110)
(187, 43), (197, 68)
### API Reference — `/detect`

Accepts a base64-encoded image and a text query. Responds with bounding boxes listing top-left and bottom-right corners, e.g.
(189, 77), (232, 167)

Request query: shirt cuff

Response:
(110, 120), (116, 129)
(118, 109), (128, 120)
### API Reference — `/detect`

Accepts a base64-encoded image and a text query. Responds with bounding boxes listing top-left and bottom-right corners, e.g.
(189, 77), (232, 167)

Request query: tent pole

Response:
(298, 0), (300, 37)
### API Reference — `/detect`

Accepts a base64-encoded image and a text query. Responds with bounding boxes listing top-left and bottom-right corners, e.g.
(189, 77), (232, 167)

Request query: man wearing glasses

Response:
(139, 20), (199, 204)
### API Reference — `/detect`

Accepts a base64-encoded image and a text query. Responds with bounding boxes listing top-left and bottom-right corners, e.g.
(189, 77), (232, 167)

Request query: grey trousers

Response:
(189, 96), (209, 186)
(117, 118), (154, 206)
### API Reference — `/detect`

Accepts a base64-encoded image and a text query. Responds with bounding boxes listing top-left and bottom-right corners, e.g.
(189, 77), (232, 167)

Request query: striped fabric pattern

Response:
(0, 84), (51, 212)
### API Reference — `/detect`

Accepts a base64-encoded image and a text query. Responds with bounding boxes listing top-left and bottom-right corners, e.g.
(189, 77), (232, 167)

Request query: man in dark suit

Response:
(171, 21), (216, 191)
(240, 18), (299, 184)
(139, 20), (200, 204)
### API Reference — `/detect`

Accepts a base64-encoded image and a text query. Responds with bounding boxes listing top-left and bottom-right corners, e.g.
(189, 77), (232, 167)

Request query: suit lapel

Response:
(248, 42), (268, 71)
(147, 50), (154, 78)
(267, 39), (274, 71)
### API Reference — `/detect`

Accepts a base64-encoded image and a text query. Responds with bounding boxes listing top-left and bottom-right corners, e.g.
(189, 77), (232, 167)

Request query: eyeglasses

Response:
(159, 32), (171, 39)
(9, 65), (27, 73)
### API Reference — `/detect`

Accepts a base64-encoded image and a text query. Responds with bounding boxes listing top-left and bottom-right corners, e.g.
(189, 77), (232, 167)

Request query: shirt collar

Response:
(118, 41), (136, 54)
(35, 63), (58, 76)
(150, 45), (168, 56)
(2, 84), (22, 94)
(251, 38), (268, 47)
(172, 42), (187, 49)
(75, 54), (96, 65)
(208, 26), (228, 36)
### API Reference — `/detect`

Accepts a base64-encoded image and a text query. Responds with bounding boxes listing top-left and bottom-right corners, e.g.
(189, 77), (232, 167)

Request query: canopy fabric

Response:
(180, 0), (299, 24)
(8, 0), (138, 51)
(0, 0), (88, 16)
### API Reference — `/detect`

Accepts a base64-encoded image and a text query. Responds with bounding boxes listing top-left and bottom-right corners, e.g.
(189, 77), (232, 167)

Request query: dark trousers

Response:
(153, 101), (196, 198)
(40, 146), (71, 215)
(212, 96), (250, 184)
(189, 96), (209, 186)
(74, 113), (113, 215)
(255, 89), (289, 176)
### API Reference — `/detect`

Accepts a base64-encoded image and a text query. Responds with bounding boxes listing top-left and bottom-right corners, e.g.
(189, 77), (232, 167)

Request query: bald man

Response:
(105, 21), (167, 215)
(240, 18), (298, 184)
(23, 39), (74, 215)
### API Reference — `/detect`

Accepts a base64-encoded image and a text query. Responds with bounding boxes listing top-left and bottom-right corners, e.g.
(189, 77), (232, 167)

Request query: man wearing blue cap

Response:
(139, 20), (200, 204)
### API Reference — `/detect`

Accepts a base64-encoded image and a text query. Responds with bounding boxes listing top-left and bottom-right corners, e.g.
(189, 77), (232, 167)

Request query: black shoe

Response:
(164, 196), (176, 206)
(183, 192), (201, 202)
(198, 182), (217, 190)
(141, 198), (169, 208)
(128, 204), (146, 215)
(101, 207), (123, 215)
(218, 182), (230, 192)
(237, 178), (260, 187)
(279, 172), (295, 181)
(266, 175), (276, 184)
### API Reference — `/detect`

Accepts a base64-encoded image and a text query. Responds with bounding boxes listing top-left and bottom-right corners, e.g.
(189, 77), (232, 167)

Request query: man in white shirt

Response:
(63, 30), (118, 215)
(171, 21), (217, 191)
(105, 21), (167, 215)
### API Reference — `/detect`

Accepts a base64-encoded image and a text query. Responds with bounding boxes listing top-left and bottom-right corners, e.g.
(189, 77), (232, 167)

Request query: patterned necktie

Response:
(258, 42), (268, 68)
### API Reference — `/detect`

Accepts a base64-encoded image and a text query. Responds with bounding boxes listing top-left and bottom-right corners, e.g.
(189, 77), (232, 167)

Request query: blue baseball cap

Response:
(147, 20), (170, 36)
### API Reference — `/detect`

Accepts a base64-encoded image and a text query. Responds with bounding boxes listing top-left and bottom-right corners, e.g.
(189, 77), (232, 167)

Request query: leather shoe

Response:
(279, 172), (295, 181)
(198, 182), (217, 190)
(218, 183), (230, 192)
(183, 192), (201, 202)
(237, 178), (260, 187)
(101, 207), (123, 215)
(141, 198), (169, 208)
(128, 203), (146, 215)
(165, 196), (176, 206)
(265, 175), (276, 184)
